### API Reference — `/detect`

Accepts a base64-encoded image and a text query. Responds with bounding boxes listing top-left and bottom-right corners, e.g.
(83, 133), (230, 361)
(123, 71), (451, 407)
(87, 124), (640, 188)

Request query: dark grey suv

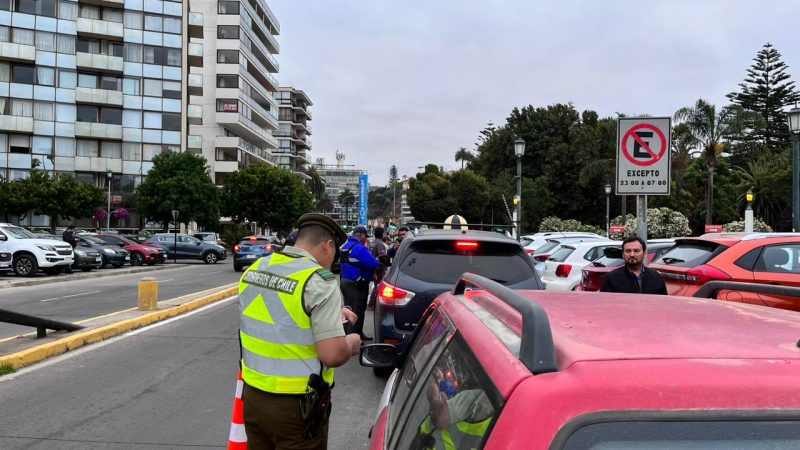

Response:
(145, 233), (227, 264)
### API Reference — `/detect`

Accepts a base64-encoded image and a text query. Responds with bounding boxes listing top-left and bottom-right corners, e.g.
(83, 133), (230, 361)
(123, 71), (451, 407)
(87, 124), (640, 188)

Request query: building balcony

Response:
(0, 115), (33, 133)
(216, 87), (278, 130)
(187, 42), (203, 67)
(215, 135), (274, 165)
(79, 0), (124, 7)
(292, 170), (310, 181)
(188, 73), (203, 96)
(216, 111), (277, 149)
(0, 42), (35, 63)
(187, 104), (202, 125)
(188, 12), (203, 39)
(74, 87), (123, 106)
(242, 0), (280, 53)
(74, 122), (122, 140)
(76, 17), (124, 40)
(188, 135), (202, 150)
(76, 52), (124, 73)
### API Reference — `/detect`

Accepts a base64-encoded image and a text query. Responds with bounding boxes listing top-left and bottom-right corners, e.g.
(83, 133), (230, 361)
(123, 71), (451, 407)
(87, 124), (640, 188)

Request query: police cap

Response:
(296, 213), (347, 247)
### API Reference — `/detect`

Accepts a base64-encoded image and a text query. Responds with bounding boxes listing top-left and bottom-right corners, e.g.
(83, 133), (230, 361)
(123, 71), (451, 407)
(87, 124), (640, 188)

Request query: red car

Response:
(361, 274), (800, 449)
(94, 234), (166, 266)
(578, 240), (675, 291)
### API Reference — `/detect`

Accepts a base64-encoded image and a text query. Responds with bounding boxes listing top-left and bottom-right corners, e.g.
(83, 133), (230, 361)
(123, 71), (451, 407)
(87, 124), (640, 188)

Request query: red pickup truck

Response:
(361, 274), (800, 449)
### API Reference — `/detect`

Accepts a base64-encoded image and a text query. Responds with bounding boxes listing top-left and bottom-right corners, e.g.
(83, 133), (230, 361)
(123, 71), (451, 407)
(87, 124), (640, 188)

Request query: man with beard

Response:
(600, 236), (667, 294)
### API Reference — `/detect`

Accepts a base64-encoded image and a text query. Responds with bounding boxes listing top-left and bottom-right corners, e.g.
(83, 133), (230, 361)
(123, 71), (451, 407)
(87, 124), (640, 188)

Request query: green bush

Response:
(539, 216), (604, 235)
(723, 218), (773, 232)
(610, 208), (692, 240)
(221, 225), (252, 250)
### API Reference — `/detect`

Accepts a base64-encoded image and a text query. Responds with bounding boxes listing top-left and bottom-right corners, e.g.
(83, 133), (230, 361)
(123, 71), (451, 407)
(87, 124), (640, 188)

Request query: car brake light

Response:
(248, 236), (257, 241)
(534, 254), (550, 262)
(685, 265), (731, 285)
(234, 245), (240, 253)
(377, 280), (415, 306)
(555, 264), (572, 277)
(525, 248), (534, 255)
(454, 241), (478, 250)
(264, 244), (272, 251)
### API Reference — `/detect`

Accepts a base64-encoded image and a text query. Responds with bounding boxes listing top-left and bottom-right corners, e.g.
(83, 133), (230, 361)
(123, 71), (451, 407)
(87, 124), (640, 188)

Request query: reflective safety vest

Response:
(419, 416), (492, 450)
(238, 252), (334, 394)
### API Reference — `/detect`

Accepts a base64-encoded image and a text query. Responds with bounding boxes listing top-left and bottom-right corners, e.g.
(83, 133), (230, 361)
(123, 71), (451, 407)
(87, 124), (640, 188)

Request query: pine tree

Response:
(727, 43), (800, 151)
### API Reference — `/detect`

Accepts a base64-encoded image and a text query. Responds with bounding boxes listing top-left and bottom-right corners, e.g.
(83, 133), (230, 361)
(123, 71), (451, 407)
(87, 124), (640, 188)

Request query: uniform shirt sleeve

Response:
(303, 272), (346, 342)
(354, 243), (379, 270)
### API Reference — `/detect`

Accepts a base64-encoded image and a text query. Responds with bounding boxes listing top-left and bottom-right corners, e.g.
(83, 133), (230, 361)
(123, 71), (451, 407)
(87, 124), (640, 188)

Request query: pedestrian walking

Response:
(340, 225), (378, 340)
(600, 236), (668, 294)
(238, 213), (361, 449)
(62, 225), (77, 273)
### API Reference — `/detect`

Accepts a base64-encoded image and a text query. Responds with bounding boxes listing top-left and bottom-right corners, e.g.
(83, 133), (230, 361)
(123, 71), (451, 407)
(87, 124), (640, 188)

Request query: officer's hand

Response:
(345, 333), (362, 356)
(341, 307), (358, 324)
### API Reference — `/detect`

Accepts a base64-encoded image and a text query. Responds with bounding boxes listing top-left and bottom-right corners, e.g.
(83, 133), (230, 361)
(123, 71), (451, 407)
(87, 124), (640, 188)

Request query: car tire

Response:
(234, 263), (243, 272)
(203, 251), (220, 264)
(130, 252), (144, 266)
(100, 256), (108, 269)
(373, 367), (393, 377)
(13, 254), (38, 277)
(113, 263), (123, 268)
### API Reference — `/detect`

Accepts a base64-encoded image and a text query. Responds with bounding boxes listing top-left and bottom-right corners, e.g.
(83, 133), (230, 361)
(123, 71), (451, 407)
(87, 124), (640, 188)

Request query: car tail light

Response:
(385, 339), (401, 344)
(533, 254), (550, 262)
(248, 236), (257, 241)
(581, 269), (603, 291)
(377, 280), (415, 306)
(234, 245), (240, 253)
(555, 264), (572, 277)
(685, 265), (731, 285)
(525, 248), (534, 255)
(454, 241), (479, 250)
(264, 244), (272, 251)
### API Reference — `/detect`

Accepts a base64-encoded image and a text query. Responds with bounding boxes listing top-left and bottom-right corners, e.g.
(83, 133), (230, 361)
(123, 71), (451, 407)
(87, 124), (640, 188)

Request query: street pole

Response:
(636, 195), (648, 241)
(106, 170), (112, 231)
(516, 154), (522, 241)
(605, 190), (611, 238)
(171, 209), (179, 265)
(744, 188), (754, 233)
(794, 135), (800, 232)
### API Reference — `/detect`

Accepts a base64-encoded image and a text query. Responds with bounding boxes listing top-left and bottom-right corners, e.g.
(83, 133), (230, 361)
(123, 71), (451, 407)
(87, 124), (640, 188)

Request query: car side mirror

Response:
(196, 241), (202, 245)
(360, 344), (397, 368)
(0, 234), (6, 241)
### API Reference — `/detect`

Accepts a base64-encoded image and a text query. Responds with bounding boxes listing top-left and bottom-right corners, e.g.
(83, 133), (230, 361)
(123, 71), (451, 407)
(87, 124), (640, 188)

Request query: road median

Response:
(0, 283), (237, 371)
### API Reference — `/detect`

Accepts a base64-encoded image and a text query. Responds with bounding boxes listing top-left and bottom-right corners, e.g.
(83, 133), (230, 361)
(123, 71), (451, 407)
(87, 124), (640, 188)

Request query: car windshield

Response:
(1, 226), (38, 239)
(399, 240), (534, 285)
(593, 254), (624, 267)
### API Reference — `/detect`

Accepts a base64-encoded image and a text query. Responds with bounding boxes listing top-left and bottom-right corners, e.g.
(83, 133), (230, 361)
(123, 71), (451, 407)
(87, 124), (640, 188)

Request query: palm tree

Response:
(317, 192), (334, 214)
(338, 188), (355, 227)
(670, 123), (698, 193)
(305, 166), (325, 205)
(674, 99), (741, 225)
(735, 150), (790, 227)
(454, 147), (474, 169)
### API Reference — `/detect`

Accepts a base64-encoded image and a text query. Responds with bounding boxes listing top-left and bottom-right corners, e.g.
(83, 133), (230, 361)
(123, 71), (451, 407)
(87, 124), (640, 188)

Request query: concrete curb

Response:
(0, 264), (191, 289)
(0, 284), (238, 370)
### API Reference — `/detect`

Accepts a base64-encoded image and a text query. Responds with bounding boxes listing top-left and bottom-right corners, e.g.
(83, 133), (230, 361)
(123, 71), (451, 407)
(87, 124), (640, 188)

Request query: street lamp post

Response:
(514, 138), (526, 241)
(604, 183), (612, 237)
(745, 188), (755, 232)
(787, 107), (800, 232)
(106, 170), (112, 231)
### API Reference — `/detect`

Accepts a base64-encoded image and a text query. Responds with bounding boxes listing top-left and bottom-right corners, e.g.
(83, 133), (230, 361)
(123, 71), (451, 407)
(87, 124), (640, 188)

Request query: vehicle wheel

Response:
(203, 252), (220, 264)
(373, 367), (393, 377)
(13, 254), (38, 277)
(130, 252), (144, 266)
(100, 256), (108, 269)
(234, 263), (243, 272)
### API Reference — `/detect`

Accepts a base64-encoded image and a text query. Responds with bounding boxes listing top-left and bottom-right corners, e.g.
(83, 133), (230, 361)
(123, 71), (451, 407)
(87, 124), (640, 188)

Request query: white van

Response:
(0, 223), (75, 276)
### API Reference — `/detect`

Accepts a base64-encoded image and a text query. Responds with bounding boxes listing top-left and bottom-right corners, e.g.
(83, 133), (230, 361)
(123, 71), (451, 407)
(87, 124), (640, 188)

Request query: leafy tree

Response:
(306, 166), (326, 206)
(134, 151), (220, 229)
(448, 169), (490, 223)
(674, 99), (742, 225)
(407, 165), (455, 222)
(388, 165), (399, 189)
(10, 170), (105, 232)
(454, 147), (474, 169)
(734, 149), (791, 230)
(221, 163), (313, 233)
(727, 42), (800, 151)
(317, 192), (334, 214)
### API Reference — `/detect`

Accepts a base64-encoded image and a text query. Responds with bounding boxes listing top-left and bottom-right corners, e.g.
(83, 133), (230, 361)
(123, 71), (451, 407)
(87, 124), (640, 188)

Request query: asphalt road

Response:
(0, 261), (242, 339)
(0, 297), (386, 449)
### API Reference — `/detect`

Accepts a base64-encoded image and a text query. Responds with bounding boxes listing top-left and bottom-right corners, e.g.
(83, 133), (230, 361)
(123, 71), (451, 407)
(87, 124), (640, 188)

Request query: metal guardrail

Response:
(0, 308), (83, 338)
(453, 273), (557, 374)
(692, 281), (800, 300)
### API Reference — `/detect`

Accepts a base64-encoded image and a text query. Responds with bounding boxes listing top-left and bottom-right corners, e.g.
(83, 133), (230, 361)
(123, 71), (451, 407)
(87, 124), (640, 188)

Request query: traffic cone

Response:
(228, 370), (247, 450)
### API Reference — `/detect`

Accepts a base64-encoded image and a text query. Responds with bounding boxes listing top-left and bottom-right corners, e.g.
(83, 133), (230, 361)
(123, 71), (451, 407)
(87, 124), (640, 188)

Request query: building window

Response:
(76, 139), (98, 157)
(216, 75), (238, 88)
(163, 17), (180, 34)
(57, 0), (77, 20)
(122, 142), (141, 160)
(36, 67), (54, 86)
(76, 37), (100, 54)
(216, 99), (238, 113)
(142, 111), (161, 129)
(100, 141), (121, 158)
(77, 72), (97, 88)
(143, 15), (162, 32)
(100, 75), (122, 91)
(122, 77), (140, 95)
(57, 34), (75, 54)
(217, 25), (239, 39)
(218, 1), (238, 14)
(32, 136), (53, 155)
(215, 172), (230, 185)
(76, 105), (97, 122)
(35, 31), (56, 52)
(162, 81), (180, 99)
(162, 113), (180, 131)
(143, 78), (161, 97)
(124, 43), (142, 62)
(58, 70), (76, 88)
(11, 65), (35, 84)
(215, 148), (237, 161)
(142, 143), (161, 161)
(33, 101), (53, 120)
(100, 107), (121, 125)
(123, 11), (142, 29)
(217, 50), (239, 64)
(16, 0), (56, 17)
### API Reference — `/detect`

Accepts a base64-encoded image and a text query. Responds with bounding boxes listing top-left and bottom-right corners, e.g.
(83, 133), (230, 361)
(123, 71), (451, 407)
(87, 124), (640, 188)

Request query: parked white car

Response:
(523, 232), (605, 255)
(541, 240), (619, 291)
(0, 223), (75, 277)
(532, 235), (609, 278)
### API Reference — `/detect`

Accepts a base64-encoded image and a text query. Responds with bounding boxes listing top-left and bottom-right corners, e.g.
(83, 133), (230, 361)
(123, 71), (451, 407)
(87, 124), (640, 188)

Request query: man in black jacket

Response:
(600, 236), (668, 295)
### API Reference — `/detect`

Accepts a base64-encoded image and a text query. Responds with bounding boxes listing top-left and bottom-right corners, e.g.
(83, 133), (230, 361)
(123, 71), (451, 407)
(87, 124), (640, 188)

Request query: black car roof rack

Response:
(453, 272), (557, 375)
(692, 281), (800, 300)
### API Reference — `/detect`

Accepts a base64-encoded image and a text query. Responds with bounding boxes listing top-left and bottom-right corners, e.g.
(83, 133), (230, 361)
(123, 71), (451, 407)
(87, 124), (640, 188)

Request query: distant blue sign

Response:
(358, 174), (368, 226)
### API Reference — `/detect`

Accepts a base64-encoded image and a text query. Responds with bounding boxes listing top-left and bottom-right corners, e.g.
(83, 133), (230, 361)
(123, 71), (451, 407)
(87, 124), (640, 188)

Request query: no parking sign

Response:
(616, 117), (671, 195)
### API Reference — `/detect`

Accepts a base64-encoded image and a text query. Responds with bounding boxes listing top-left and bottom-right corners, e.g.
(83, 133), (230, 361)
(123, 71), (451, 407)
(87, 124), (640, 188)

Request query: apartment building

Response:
(314, 152), (365, 227)
(272, 85), (310, 180)
(187, 0), (280, 187)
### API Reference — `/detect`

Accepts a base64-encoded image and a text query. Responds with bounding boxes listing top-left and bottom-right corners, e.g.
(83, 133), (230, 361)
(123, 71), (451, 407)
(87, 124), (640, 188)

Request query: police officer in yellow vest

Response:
(239, 213), (361, 449)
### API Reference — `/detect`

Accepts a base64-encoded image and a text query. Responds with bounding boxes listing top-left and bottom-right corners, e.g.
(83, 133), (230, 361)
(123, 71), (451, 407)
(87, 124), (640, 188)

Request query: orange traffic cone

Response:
(228, 370), (247, 450)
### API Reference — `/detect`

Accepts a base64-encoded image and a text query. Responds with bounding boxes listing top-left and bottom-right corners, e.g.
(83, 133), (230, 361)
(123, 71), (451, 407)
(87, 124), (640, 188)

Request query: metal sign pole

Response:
(636, 195), (648, 241)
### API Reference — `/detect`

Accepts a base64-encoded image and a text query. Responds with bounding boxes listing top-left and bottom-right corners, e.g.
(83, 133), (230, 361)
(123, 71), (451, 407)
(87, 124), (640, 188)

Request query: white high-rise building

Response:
(273, 85), (311, 180)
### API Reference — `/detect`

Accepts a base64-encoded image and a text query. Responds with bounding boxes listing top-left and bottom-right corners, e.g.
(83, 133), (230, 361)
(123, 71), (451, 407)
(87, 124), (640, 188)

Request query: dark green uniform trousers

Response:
(242, 383), (330, 450)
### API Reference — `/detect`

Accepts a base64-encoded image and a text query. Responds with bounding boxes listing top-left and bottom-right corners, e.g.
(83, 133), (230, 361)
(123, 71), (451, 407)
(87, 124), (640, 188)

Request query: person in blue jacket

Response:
(340, 225), (379, 340)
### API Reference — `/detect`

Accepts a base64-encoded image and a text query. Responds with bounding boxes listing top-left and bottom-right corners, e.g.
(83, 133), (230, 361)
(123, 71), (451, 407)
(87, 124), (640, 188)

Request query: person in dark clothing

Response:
(387, 226), (409, 262)
(62, 225), (77, 274)
(600, 236), (668, 295)
(340, 225), (379, 340)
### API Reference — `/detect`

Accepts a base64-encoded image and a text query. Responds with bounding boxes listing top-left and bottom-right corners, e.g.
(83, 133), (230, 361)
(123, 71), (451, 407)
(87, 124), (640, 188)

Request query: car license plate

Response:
(125, 256), (130, 261)
(95, 257), (102, 262)
(246, 254), (257, 259)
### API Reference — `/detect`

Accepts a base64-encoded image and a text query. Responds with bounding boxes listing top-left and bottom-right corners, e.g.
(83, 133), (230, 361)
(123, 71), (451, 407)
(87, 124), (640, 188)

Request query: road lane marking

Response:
(199, 271), (224, 275)
(40, 290), (101, 302)
(158, 279), (173, 283)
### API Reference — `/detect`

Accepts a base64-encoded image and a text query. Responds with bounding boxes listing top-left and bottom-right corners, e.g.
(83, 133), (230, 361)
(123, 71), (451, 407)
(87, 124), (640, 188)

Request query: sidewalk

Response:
(0, 263), (190, 289)
(0, 282), (237, 370)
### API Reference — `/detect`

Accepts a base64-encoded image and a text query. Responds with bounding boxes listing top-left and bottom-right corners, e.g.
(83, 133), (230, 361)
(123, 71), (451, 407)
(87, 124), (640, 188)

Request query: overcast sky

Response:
(269, 0), (800, 185)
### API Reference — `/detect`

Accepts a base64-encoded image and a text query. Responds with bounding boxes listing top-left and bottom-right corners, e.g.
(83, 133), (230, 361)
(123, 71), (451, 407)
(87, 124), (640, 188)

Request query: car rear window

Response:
(592, 254), (623, 267)
(398, 240), (534, 285)
(549, 246), (575, 262)
(534, 241), (561, 255)
(239, 239), (272, 246)
(654, 241), (727, 268)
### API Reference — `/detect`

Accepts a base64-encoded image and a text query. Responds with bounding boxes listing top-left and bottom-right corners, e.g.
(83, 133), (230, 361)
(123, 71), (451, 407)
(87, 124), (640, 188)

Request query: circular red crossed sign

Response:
(622, 123), (668, 167)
